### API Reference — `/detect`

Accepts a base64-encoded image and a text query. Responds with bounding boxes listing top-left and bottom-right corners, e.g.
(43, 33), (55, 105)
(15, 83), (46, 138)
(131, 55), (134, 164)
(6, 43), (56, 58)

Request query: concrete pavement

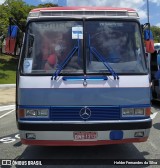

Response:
(0, 84), (16, 88)
(0, 84), (15, 105)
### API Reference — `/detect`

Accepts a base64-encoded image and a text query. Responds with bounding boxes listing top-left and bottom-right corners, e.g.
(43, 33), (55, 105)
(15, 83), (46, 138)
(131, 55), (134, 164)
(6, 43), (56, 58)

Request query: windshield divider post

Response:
(77, 35), (81, 65)
(88, 34), (92, 64)
(83, 18), (86, 76)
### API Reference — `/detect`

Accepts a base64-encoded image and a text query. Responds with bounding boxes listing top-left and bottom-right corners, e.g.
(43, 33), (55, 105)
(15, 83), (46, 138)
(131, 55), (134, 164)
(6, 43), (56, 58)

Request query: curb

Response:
(0, 84), (16, 88)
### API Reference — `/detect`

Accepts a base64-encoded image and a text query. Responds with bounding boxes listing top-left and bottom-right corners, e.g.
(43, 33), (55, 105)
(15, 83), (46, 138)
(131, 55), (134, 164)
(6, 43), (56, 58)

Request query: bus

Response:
(150, 49), (160, 102)
(16, 7), (152, 146)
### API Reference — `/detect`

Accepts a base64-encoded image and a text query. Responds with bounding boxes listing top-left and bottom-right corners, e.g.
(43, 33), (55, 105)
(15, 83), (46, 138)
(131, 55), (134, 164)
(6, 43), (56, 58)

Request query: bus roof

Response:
(31, 6), (136, 12)
(28, 6), (139, 20)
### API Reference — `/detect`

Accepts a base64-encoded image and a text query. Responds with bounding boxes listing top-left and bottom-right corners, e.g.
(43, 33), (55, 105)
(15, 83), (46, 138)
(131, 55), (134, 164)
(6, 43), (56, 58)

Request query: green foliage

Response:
(0, 0), (34, 36)
(0, 1), (58, 83)
(0, 0), (58, 37)
(5, 0), (34, 30)
(0, 54), (18, 84)
(0, 5), (10, 36)
(37, 3), (58, 8)
(150, 26), (160, 43)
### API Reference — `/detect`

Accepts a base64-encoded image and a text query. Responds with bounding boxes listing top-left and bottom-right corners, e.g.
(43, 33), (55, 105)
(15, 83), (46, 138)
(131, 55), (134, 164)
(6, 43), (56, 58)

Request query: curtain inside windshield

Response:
(86, 21), (147, 74)
(23, 21), (83, 74)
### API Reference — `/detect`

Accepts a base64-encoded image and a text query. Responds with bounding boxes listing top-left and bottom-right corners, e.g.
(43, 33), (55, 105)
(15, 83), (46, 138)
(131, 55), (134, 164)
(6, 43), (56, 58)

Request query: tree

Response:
(150, 26), (160, 43)
(0, 0), (58, 55)
(0, 0), (58, 37)
(2, 0), (34, 33)
(0, 0), (34, 55)
(37, 3), (58, 8)
(0, 4), (9, 36)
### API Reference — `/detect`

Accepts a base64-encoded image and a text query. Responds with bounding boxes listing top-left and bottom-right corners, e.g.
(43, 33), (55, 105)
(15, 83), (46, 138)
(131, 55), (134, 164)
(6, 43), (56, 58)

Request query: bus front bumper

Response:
(18, 119), (152, 146)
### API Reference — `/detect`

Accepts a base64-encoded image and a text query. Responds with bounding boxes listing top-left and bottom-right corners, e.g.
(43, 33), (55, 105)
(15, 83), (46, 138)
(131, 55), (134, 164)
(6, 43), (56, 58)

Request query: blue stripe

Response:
(18, 87), (150, 106)
(62, 76), (108, 80)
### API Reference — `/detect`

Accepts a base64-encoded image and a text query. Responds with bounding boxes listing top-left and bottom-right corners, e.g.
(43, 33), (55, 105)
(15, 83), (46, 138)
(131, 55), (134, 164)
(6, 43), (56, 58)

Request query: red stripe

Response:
(21, 137), (148, 146)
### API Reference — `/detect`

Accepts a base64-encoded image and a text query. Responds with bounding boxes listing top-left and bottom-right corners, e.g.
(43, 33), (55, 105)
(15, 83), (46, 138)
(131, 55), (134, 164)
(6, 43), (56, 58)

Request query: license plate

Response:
(73, 132), (98, 141)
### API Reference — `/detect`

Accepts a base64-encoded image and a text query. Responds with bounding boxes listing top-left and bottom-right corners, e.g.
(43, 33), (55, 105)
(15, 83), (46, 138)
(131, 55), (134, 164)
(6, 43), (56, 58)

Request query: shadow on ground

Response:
(0, 56), (18, 71)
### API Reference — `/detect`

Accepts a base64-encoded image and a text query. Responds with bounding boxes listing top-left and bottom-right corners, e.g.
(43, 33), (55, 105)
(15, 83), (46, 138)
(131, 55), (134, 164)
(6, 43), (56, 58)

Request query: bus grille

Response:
(50, 106), (120, 121)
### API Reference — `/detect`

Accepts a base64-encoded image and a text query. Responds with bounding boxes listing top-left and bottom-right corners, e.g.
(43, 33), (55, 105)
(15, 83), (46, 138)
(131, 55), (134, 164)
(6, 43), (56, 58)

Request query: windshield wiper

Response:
(51, 38), (80, 80)
(88, 35), (119, 80)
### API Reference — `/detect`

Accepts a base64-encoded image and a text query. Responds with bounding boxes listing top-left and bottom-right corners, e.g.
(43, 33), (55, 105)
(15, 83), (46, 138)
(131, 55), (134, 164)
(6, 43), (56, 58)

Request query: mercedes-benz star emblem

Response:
(79, 107), (91, 120)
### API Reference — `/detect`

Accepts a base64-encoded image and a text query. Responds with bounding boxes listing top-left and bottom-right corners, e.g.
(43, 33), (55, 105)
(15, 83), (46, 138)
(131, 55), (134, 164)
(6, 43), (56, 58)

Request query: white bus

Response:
(16, 7), (152, 146)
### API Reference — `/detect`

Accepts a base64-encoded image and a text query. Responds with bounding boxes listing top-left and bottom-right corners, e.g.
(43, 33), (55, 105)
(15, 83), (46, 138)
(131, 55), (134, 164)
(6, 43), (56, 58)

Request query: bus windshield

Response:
(23, 20), (83, 74)
(86, 21), (147, 74)
(22, 20), (147, 75)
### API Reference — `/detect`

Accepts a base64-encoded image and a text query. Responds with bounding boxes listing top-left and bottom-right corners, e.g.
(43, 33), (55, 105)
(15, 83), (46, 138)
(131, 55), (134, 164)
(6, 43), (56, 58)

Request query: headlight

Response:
(26, 109), (37, 117)
(122, 108), (146, 117)
(134, 108), (145, 115)
(122, 108), (134, 116)
(25, 109), (49, 118)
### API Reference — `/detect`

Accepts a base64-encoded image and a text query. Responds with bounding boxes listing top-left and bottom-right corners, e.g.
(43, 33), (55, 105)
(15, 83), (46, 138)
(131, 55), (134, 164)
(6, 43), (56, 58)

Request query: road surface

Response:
(0, 104), (160, 167)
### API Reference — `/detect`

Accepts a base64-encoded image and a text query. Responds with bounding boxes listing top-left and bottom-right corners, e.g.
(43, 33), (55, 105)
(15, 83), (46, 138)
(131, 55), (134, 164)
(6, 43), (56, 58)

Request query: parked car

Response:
(154, 43), (160, 52)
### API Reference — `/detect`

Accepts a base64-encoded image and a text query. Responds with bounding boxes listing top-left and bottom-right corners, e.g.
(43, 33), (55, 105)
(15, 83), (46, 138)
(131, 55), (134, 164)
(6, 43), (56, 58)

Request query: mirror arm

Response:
(9, 17), (24, 32)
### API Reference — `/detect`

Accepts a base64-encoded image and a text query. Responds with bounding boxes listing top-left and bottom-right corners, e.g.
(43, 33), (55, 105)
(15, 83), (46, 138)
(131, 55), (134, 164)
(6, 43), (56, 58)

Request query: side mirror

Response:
(143, 23), (155, 53)
(157, 50), (160, 66)
(144, 29), (155, 54)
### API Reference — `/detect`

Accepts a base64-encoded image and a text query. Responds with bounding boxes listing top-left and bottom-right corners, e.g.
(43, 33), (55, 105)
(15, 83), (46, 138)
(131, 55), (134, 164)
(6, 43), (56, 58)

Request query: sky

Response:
(0, 0), (160, 26)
